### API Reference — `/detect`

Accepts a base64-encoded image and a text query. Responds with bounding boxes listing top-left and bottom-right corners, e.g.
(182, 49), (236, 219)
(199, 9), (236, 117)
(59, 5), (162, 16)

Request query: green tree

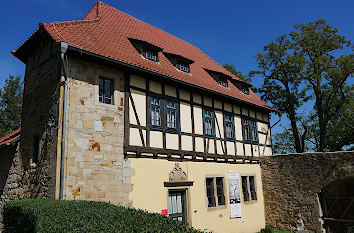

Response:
(290, 19), (354, 151)
(325, 89), (354, 151)
(250, 35), (308, 153)
(0, 75), (23, 137)
(252, 19), (353, 153)
(223, 64), (252, 83)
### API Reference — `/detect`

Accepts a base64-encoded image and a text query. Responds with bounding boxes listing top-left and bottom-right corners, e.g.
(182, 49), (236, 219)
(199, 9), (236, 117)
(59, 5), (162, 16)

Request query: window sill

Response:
(96, 102), (116, 108)
(205, 135), (215, 139)
(207, 205), (227, 211)
(150, 126), (164, 131)
(243, 200), (258, 205)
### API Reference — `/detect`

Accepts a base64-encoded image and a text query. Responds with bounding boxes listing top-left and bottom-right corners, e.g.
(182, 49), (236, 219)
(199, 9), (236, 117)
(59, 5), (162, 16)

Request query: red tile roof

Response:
(13, 1), (274, 111)
(0, 128), (21, 147)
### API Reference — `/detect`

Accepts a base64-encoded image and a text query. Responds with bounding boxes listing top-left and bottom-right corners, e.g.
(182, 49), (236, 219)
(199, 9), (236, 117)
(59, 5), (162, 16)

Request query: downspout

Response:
(59, 41), (69, 200)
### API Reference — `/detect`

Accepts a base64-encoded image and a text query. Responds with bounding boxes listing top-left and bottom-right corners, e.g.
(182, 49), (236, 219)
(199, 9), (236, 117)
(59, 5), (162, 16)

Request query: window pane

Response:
(176, 193), (182, 213)
(225, 114), (235, 140)
(168, 195), (172, 214)
(172, 194), (177, 214)
(151, 97), (161, 127)
(206, 178), (215, 207)
(166, 100), (177, 130)
(145, 50), (157, 61)
(249, 176), (257, 200)
(241, 176), (249, 202)
(216, 177), (225, 205)
(204, 109), (215, 137)
(99, 78), (113, 104)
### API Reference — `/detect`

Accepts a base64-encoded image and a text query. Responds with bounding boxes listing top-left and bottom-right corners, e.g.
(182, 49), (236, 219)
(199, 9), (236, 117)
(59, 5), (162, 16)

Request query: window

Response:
(242, 117), (258, 144)
(216, 177), (225, 205)
(149, 96), (179, 132)
(218, 78), (228, 88)
(166, 100), (178, 131)
(240, 86), (249, 95)
(144, 49), (158, 62)
(206, 177), (225, 207)
(177, 63), (190, 73)
(241, 176), (257, 202)
(32, 135), (40, 164)
(206, 178), (215, 207)
(241, 176), (250, 202)
(150, 96), (162, 128)
(249, 176), (257, 200)
(203, 109), (215, 138)
(224, 113), (235, 140)
(99, 78), (113, 104)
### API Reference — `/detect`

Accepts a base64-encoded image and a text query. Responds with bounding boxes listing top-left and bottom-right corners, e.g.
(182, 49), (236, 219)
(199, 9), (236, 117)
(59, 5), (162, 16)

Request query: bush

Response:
(260, 225), (273, 233)
(3, 199), (203, 233)
(259, 225), (293, 233)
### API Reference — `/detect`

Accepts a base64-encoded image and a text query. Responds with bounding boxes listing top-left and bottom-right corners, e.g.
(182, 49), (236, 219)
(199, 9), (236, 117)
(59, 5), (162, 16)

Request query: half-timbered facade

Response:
(12, 2), (274, 233)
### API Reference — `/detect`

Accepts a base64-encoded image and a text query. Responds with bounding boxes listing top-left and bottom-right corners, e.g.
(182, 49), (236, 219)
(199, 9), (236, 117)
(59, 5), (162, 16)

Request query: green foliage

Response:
(325, 88), (354, 151)
(260, 224), (273, 233)
(273, 129), (297, 154)
(223, 64), (252, 83)
(252, 19), (353, 153)
(0, 75), (23, 137)
(3, 199), (203, 233)
(347, 224), (354, 233)
(290, 19), (353, 151)
(250, 35), (308, 153)
(259, 225), (293, 233)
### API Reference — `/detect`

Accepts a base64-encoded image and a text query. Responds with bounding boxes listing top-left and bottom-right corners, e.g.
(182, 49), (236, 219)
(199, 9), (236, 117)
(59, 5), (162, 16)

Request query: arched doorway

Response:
(318, 178), (354, 233)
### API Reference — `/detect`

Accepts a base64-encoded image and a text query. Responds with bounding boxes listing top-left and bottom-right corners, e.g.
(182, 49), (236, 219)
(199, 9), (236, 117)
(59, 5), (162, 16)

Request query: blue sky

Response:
(0, 0), (353, 134)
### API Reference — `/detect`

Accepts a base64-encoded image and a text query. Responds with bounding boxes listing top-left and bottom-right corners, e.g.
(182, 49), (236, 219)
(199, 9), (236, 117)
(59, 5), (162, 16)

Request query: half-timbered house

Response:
(12, 2), (274, 232)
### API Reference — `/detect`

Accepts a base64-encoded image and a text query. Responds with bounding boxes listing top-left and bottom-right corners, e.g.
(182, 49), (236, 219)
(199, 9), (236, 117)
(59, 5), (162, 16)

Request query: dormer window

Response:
(177, 63), (190, 73)
(144, 49), (158, 62)
(218, 78), (228, 88)
(239, 86), (249, 95)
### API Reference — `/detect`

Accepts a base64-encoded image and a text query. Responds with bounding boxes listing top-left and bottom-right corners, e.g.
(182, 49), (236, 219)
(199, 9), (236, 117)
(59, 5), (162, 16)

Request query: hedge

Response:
(3, 199), (204, 233)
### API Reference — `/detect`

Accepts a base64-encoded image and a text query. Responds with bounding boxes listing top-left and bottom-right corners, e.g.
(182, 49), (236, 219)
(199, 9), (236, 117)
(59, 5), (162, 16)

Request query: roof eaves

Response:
(68, 44), (275, 112)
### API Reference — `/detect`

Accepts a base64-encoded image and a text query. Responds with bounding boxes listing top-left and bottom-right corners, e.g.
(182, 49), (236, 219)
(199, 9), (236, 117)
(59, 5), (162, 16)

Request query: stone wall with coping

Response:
(62, 56), (132, 205)
(261, 151), (354, 232)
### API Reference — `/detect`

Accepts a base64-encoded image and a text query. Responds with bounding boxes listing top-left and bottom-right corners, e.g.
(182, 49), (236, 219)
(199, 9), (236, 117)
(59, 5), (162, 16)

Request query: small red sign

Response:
(161, 209), (168, 216)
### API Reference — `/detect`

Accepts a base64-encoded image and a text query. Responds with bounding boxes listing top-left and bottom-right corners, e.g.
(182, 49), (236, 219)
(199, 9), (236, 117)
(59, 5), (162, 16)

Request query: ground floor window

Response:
(241, 175), (257, 202)
(206, 177), (226, 207)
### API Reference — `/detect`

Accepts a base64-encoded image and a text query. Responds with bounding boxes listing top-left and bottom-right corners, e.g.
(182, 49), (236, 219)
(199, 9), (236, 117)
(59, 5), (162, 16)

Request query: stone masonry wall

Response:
(0, 41), (61, 231)
(62, 56), (132, 205)
(261, 151), (354, 232)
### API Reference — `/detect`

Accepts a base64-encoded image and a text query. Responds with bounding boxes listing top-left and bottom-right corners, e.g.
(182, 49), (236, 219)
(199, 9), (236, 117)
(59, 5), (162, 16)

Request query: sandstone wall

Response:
(62, 56), (132, 205)
(261, 151), (354, 232)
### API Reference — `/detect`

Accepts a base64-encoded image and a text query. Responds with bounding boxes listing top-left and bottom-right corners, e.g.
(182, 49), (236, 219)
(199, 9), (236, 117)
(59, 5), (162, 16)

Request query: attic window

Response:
(144, 49), (158, 62)
(177, 63), (190, 73)
(239, 86), (249, 95)
(218, 78), (228, 88)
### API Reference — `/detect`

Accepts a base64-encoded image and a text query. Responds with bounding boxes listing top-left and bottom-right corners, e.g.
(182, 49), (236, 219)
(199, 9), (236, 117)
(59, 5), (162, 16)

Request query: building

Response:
(10, 2), (274, 232)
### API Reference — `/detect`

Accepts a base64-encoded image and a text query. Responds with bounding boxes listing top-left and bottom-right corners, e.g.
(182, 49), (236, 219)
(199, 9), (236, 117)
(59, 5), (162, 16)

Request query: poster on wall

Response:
(228, 172), (241, 218)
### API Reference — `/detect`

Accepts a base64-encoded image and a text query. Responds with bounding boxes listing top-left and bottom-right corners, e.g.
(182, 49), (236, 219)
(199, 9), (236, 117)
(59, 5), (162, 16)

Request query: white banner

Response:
(228, 172), (241, 218)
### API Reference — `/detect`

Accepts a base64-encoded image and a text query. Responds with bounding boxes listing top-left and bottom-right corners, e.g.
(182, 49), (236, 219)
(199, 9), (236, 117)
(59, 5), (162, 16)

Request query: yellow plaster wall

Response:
(129, 158), (266, 233)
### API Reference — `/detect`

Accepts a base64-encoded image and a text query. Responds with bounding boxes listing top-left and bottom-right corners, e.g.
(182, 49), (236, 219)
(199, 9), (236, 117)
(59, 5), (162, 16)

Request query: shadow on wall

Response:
(0, 145), (17, 195)
(318, 178), (354, 233)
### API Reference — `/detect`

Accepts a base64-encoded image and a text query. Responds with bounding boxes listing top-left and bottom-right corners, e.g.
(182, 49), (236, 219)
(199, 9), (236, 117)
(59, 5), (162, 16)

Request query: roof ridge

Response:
(40, 1), (102, 27)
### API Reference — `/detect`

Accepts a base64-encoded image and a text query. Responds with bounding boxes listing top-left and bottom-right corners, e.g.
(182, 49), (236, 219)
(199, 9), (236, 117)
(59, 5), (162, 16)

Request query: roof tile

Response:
(14, 1), (274, 111)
